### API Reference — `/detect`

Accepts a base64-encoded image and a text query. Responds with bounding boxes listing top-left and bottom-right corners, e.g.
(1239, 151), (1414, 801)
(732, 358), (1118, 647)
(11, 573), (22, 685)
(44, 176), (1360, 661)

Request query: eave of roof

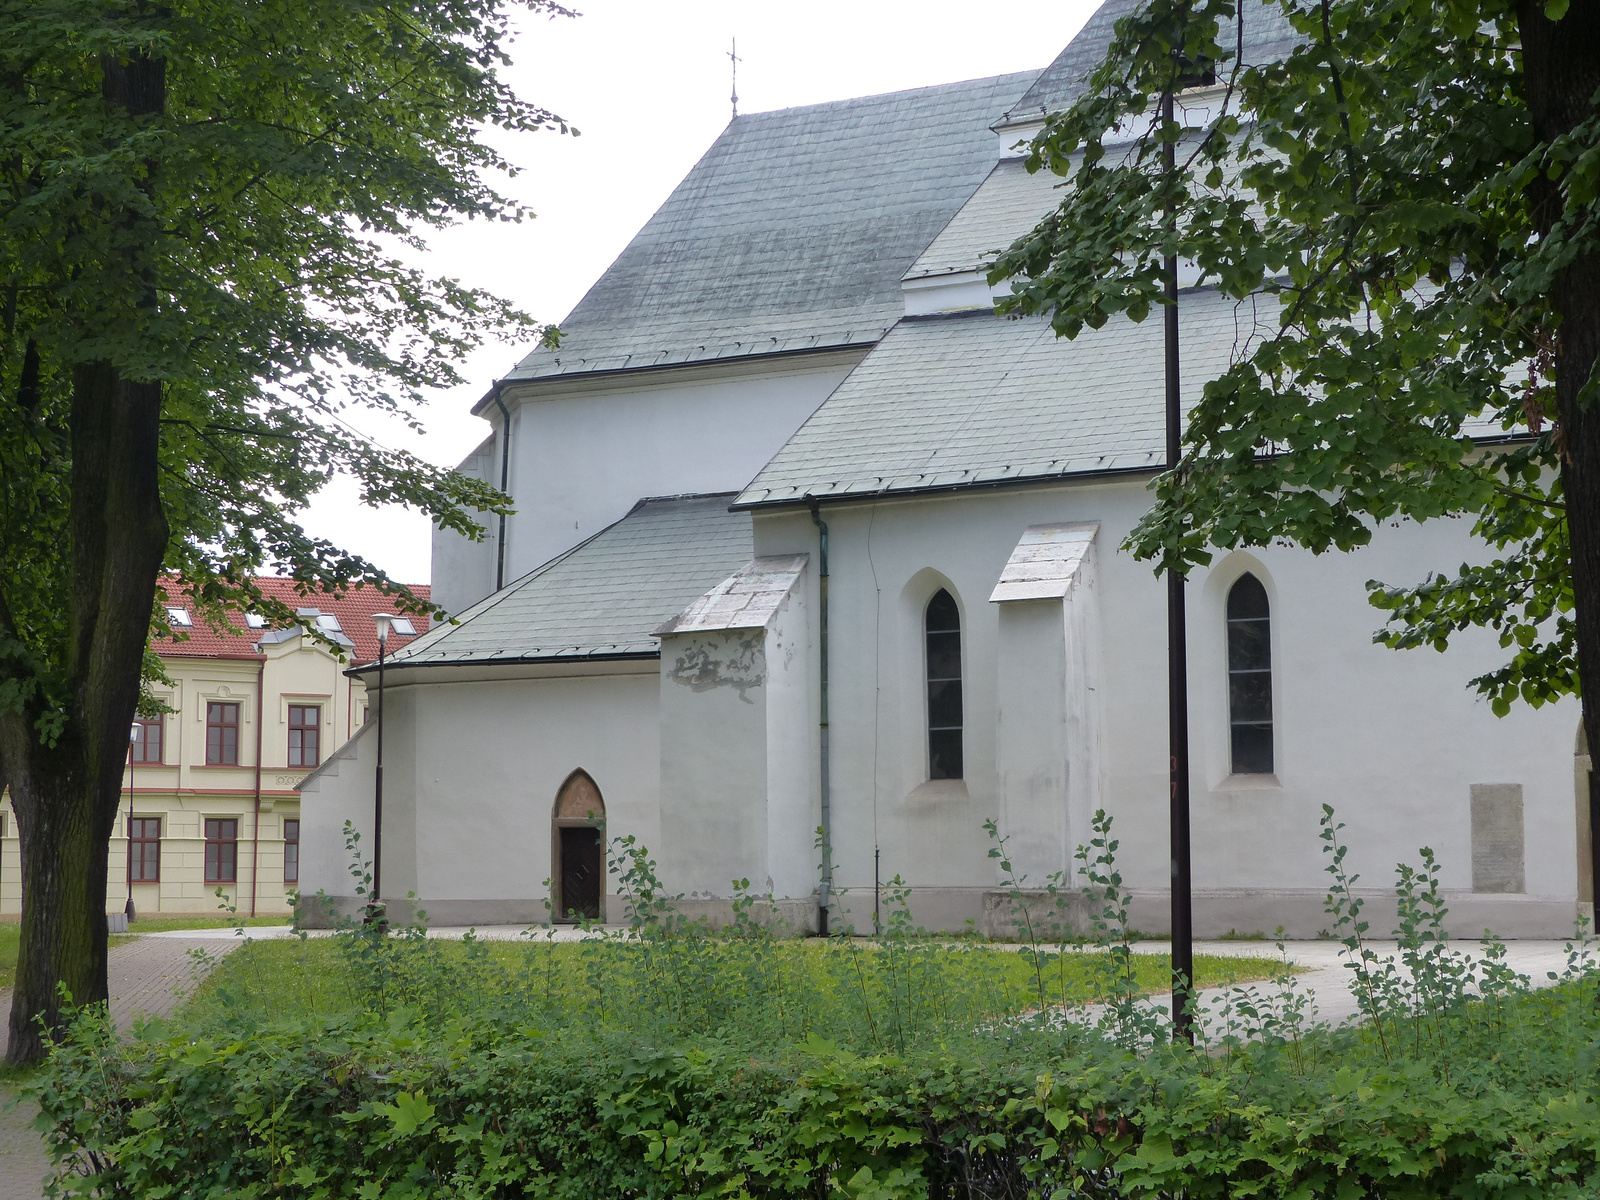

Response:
(371, 494), (754, 670)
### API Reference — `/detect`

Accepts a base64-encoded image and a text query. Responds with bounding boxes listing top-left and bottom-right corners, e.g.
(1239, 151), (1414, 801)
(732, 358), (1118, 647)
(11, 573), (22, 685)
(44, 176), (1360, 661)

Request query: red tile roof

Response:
(155, 577), (432, 666)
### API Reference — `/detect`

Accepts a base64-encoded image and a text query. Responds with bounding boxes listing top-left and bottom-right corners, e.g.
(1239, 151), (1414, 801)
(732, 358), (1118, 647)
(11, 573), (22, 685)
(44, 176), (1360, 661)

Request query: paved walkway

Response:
(0, 934), (256, 1200)
(1121, 938), (1583, 1037)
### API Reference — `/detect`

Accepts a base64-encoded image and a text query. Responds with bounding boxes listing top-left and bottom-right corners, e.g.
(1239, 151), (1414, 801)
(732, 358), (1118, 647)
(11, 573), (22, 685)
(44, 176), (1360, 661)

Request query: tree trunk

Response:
(2, 46), (169, 1065)
(1521, 3), (1600, 922)
(3, 757), (113, 1062)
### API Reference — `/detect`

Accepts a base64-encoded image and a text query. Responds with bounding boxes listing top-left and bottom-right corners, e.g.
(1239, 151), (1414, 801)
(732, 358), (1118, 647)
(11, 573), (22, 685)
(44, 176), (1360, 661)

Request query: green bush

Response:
(34, 980), (1600, 1199)
(29, 810), (1600, 1197)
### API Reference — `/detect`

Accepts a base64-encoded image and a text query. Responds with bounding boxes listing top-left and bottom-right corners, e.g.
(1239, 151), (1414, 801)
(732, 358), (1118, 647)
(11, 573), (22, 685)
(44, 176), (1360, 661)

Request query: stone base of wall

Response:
(297, 888), (1588, 940)
(1122, 888), (1584, 941)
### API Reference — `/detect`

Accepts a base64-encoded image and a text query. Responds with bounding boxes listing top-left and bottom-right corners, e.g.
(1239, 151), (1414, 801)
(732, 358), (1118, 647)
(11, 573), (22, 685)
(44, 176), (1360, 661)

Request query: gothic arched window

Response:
(1226, 573), (1273, 774)
(926, 589), (963, 779)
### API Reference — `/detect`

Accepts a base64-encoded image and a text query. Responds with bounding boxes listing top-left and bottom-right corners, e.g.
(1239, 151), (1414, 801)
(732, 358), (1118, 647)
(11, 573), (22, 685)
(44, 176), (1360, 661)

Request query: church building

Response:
(298, 0), (1591, 937)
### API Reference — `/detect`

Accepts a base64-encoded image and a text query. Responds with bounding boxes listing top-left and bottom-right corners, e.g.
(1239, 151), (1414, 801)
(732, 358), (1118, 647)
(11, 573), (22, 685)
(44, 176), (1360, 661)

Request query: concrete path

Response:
(1087, 937), (1587, 1041)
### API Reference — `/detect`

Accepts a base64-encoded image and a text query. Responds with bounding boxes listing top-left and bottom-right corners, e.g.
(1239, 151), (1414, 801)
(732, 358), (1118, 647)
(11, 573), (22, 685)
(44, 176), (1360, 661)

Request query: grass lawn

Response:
(183, 934), (1292, 1051)
(127, 915), (292, 933)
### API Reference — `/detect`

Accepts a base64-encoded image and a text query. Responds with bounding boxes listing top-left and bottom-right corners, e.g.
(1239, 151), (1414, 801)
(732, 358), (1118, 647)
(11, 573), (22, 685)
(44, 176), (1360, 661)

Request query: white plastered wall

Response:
(299, 661), (662, 925)
(752, 478), (1582, 937)
(430, 437), (498, 618)
(431, 352), (863, 614)
(655, 578), (817, 923)
(659, 627), (771, 898)
(992, 538), (1102, 890)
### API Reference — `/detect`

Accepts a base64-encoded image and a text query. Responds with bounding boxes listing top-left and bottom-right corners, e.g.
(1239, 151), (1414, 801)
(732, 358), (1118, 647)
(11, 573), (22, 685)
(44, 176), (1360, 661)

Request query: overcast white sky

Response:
(302, 0), (1101, 583)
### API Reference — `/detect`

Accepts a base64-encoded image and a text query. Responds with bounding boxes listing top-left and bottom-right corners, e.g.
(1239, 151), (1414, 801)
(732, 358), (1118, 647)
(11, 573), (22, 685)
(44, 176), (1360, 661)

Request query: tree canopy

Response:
(0, 0), (572, 1061)
(991, 0), (1599, 718)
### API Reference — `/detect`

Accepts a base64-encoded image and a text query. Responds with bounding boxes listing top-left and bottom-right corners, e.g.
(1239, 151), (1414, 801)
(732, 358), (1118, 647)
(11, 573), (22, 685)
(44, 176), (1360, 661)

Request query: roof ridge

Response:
(635, 490), (740, 504)
(492, 70), (1043, 390)
(735, 68), (1041, 121)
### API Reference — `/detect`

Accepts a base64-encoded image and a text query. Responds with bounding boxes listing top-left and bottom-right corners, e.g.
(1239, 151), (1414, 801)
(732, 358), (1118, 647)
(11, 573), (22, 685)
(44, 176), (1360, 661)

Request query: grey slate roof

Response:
(495, 72), (1039, 392)
(905, 158), (1063, 281)
(736, 287), (1269, 506)
(995, 0), (1302, 130)
(387, 495), (752, 666)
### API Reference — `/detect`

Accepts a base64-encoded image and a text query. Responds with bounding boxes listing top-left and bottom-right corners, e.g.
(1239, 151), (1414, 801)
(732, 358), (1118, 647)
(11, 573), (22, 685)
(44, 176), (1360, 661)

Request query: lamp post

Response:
(369, 614), (395, 926)
(1161, 82), (1195, 1045)
(126, 724), (138, 922)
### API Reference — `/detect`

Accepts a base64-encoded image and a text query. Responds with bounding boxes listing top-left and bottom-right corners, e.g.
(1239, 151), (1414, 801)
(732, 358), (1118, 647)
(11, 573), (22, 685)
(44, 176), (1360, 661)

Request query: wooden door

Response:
(559, 826), (602, 919)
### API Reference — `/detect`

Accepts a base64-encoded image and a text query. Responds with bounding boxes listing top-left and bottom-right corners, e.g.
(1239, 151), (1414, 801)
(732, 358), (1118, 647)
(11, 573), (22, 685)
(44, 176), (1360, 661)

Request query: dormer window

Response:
(165, 607), (191, 628)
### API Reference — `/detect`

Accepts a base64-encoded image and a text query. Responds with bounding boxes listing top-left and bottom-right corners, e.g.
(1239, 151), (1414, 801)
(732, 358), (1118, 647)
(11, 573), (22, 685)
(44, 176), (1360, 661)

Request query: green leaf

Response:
(375, 1090), (436, 1137)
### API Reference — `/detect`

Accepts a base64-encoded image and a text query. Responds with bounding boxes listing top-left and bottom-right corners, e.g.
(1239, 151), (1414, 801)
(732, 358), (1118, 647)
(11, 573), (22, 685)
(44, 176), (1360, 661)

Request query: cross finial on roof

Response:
(728, 38), (740, 119)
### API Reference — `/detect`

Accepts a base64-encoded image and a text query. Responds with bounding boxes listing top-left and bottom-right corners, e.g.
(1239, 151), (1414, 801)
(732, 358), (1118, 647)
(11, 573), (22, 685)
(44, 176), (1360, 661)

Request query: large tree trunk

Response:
(4, 363), (167, 1065)
(2, 48), (169, 1066)
(1521, 3), (1600, 922)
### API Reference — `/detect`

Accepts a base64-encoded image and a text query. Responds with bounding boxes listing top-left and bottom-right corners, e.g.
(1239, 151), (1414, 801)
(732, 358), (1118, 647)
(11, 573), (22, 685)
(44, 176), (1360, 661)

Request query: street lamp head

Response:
(372, 613), (397, 645)
(129, 723), (140, 743)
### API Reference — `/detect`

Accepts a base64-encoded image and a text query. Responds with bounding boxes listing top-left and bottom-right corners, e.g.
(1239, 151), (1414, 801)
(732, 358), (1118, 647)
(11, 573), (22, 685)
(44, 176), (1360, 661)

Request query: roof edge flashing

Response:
(470, 340), (882, 416)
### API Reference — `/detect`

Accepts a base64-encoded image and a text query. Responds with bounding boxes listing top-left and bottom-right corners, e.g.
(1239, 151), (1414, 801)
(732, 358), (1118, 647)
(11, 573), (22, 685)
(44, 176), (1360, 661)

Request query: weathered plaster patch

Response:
(665, 630), (766, 702)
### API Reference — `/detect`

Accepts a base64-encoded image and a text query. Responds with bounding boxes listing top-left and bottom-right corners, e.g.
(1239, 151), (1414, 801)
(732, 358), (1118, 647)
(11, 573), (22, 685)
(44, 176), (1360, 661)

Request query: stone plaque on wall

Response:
(1470, 783), (1525, 894)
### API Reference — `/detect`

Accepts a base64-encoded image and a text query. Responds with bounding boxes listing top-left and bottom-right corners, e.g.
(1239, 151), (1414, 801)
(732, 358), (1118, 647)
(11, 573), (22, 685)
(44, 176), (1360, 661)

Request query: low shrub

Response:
(30, 808), (1600, 1197)
(35, 978), (1600, 1199)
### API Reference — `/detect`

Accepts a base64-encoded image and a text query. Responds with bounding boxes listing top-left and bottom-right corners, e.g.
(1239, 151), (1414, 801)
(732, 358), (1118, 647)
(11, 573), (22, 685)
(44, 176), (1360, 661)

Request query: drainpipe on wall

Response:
(250, 656), (265, 917)
(809, 501), (832, 936)
(491, 386), (513, 593)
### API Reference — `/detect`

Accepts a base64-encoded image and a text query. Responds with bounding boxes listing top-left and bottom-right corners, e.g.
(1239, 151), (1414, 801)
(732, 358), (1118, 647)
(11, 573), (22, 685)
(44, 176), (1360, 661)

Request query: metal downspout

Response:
(809, 501), (832, 936)
(491, 387), (513, 592)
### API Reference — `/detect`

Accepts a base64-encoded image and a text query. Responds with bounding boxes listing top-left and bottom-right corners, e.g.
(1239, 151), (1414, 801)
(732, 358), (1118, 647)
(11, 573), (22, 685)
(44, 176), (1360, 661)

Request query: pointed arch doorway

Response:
(553, 770), (605, 922)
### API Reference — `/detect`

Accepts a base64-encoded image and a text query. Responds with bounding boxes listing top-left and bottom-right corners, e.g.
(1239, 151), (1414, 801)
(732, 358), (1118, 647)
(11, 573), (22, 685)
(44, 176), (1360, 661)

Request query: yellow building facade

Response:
(0, 581), (427, 918)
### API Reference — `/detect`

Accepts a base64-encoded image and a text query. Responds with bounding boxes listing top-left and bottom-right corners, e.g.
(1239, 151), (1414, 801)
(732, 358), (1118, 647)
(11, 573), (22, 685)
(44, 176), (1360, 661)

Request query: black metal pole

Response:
(1163, 85), (1195, 1045)
(1589, 767), (1600, 921)
(373, 638), (385, 918)
(125, 737), (136, 922)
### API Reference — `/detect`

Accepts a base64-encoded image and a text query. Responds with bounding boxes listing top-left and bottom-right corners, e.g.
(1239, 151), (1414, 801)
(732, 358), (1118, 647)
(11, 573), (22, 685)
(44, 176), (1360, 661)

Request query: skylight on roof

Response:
(390, 617), (417, 637)
(245, 613), (268, 629)
(165, 607), (192, 628)
(315, 614), (343, 632)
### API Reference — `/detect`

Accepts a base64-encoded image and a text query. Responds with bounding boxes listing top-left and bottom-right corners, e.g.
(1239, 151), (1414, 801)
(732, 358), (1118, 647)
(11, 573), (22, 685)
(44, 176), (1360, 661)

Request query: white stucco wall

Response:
(659, 627), (771, 898)
(430, 436), (499, 618)
(752, 479), (1583, 937)
(347, 471), (1584, 938)
(299, 661), (661, 925)
(432, 352), (864, 615)
(764, 584), (817, 901)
